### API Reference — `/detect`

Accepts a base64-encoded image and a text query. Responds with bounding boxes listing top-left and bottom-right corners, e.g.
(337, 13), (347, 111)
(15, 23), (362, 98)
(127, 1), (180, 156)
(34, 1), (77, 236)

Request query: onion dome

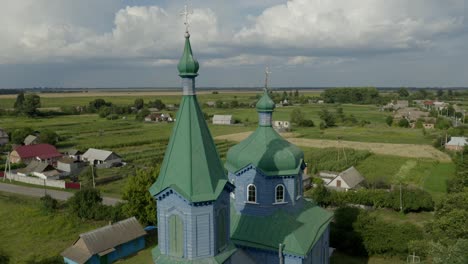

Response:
(177, 33), (200, 77)
(225, 91), (304, 176)
(256, 90), (275, 112)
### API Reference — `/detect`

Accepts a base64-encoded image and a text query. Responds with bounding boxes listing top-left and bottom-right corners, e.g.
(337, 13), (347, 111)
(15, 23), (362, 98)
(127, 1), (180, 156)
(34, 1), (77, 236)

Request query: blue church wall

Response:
(155, 188), (231, 260)
(228, 165), (304, 216)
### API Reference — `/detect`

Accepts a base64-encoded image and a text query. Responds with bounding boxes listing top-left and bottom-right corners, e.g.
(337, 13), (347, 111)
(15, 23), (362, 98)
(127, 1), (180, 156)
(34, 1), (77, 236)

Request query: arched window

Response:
(247, 184), (256, 203)
(275, 184), (285, 203)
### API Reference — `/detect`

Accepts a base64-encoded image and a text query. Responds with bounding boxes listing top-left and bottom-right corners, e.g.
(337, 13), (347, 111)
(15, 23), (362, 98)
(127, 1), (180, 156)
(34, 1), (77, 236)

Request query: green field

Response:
(0, 192), (107, 263)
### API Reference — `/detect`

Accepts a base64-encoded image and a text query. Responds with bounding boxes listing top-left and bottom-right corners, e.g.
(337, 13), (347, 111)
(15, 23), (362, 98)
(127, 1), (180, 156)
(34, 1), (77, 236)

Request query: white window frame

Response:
(246, 184), (258, 204)
(274, 184), (287, 205)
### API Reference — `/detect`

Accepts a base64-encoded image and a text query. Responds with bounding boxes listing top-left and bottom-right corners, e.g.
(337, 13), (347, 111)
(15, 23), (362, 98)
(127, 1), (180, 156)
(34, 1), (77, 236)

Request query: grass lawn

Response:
(355, 154), (455, 196)
(0, 191), (107, 263)
(369, 209), (434, 228)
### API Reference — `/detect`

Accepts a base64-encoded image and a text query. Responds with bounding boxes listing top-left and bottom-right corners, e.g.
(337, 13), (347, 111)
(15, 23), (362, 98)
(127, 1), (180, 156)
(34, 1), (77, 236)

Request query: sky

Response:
(0, 0), (467, 88)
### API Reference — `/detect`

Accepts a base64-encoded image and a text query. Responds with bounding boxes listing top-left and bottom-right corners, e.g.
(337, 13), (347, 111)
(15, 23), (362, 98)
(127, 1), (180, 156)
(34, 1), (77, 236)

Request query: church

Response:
(149, 20), (332, 264)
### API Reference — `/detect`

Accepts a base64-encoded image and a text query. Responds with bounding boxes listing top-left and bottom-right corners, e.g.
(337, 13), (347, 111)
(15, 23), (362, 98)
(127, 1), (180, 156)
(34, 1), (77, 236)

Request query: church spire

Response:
(149, 9), (228, 202)
(256, 67), (275, 126)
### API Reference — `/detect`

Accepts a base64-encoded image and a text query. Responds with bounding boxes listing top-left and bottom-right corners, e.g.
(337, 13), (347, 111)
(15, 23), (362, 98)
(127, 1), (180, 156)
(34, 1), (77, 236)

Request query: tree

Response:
(23, 94), (41, 116)
(230, 100), (239, 108)
(135, 108), (150, 121)
(397, 88), (409, 97)
(386, 116), (393, 126)
(148, 99), (165, 110)
(11, 127), (34, 144)
(309, 183), (330, 206)
(122, 166), (159, 225)
(290, 109), (305, 125)
(88, 99), (111, 111)
(134, 98), (144, 110)
(39, 129), (59, 145)
(14, 92), (25, 112)
(294, 89), (299, 98)
(429, 240), (468, 264)
(436, 89), (444, 97)
(319, 109), (336, 128)
(398, 118), (410, 128)
(67, 188), (103, 219)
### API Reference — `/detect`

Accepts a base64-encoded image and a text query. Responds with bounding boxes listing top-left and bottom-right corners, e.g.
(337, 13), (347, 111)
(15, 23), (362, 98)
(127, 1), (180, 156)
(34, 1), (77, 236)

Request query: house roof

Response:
(61, 217), (146, 264)
(213, 115), (233, 121)
(24, 135), (38, 145)
(446, 137), (468, 146)
(149, 95), (229, 202)
(230, 199), (333, 257)
(67, 149), (82, 156)
(19, 160), (55, 174)
(338, 166), (365, 189)
(82, 148), (119, 161)
(13, 144), (62, 160)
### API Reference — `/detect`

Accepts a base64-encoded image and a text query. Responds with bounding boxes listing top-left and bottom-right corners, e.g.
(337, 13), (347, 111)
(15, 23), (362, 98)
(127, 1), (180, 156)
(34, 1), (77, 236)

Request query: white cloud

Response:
(0, 4), (220, 64)
(234, 0), (465, 53)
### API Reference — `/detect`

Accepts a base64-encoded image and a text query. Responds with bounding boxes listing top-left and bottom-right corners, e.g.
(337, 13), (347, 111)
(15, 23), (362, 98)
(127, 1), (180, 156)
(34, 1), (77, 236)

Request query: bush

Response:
(40, 195), (58, 214)
(67, 188), (103, 220)
(354, 211), (423, 256)
(299, 119), (314, 127)
(330, 207), (367, 256)
(398, 118), (410, 128)
(386, 116), (393, 126)
(318, 188), (434, 213)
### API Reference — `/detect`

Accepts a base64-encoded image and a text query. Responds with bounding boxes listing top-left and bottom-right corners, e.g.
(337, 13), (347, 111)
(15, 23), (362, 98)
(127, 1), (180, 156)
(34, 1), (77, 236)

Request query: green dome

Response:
(225, 126), (304, 176)
(256, 90), (275, 112)
(177, 34), (199, 77)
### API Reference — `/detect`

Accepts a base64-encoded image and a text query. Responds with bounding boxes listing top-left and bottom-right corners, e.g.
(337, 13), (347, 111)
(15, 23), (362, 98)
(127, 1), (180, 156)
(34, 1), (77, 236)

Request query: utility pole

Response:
(91, 164), (96, 188)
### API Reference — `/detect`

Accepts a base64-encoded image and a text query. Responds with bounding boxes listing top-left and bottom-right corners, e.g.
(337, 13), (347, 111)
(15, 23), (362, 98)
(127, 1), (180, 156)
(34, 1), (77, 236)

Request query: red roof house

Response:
(10, 144), (62, 164)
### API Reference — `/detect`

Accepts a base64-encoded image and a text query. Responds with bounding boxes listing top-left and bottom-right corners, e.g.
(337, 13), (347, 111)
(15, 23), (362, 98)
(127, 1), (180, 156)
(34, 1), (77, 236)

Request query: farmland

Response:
(0, 90), (461, 263)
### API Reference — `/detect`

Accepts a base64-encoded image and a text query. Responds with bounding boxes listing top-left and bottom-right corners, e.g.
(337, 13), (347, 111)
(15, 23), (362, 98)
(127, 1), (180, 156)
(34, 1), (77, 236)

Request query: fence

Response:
(4, 173), (66, 189)
(65, 182), (81, 190)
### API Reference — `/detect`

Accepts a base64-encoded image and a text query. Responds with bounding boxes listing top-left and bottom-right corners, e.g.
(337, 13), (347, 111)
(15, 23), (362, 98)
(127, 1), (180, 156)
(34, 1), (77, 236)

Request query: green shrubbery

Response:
(330, 207), (423, 257)
(303, 148), (371, 173)
(67, 188), (123, 222)
(310, 186), (434, 213)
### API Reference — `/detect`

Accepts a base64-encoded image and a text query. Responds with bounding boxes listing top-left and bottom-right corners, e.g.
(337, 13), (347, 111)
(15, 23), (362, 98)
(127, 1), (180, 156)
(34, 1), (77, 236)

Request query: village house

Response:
(318, 166), (365, 191)
(445, 137), (468, 151)
(24, 135), (39, 145)
(423, 123), (435, 129)
(61, 217), (146, 264)
(382, 100), (409, 111)
(206, 101), (216, 107)
(67, 149), (83, 161)
(17, 160), (62, 180)
(0, 128), (8, 146)
(9, 144), (62, 164)
(394, 107), (428, 122)
(273, 120), (291, 132)
(212, 115), (233, 125)
(82, 148), (122, 168)
(57, 157), (84, 176)
(144, 113), (173, 123)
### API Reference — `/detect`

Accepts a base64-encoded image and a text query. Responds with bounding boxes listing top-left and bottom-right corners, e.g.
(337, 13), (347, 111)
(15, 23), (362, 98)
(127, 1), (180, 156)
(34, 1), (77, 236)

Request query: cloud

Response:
(0, 4), (220, 64)
(234, 0), (465, 55)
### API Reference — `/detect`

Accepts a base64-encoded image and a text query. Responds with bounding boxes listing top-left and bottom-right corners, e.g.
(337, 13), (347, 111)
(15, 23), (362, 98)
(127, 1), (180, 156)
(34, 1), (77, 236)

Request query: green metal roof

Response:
(230, 200), (333, 257)
(256, 90), (275, 112)
(152, 243), (237, 263)
(149, 95), (228, 202)
(177, 34), (199, 77)
(225, 126), (304, 176)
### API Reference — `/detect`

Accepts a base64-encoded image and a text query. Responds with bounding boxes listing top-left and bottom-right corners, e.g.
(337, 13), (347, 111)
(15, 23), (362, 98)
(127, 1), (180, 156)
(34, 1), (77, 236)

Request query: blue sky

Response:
(0, 0), (467, 88)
